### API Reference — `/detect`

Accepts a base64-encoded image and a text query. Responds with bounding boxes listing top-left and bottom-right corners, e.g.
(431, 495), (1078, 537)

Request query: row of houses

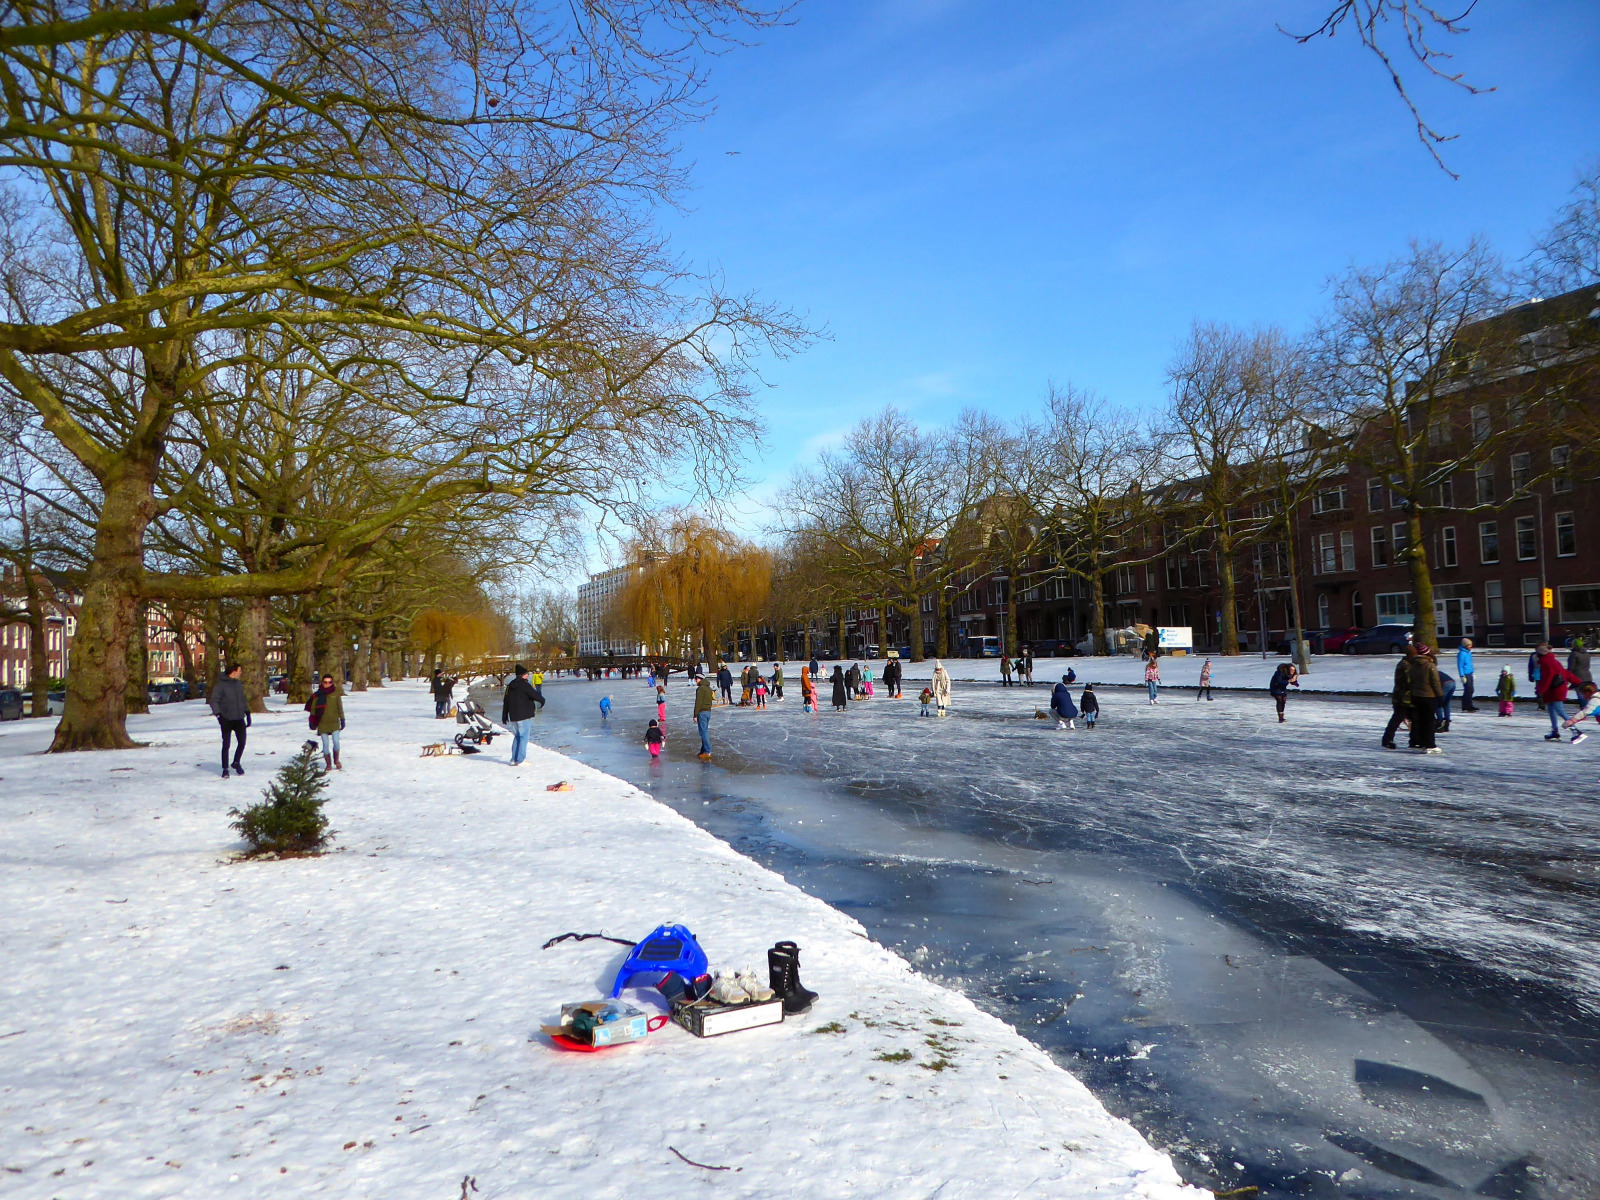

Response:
(0, 569), (212, 690)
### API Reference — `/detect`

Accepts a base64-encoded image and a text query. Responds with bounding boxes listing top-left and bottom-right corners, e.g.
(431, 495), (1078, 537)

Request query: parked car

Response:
(1028, 639), (1079, 658)
(0, 689), (22, 720)
(1320, 625), (1362, 654)
(1343, 624), (1414, 655)
(1270, 629), (1327, 655)
(147, 681), (189, 704)
(20, 690), (66, 715)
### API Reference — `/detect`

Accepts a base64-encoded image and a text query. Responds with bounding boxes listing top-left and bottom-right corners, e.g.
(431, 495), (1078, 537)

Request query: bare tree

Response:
(1521, 158), (1600, 298)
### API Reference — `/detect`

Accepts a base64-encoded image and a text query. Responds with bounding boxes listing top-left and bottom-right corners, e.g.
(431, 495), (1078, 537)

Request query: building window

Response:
(1522, 578), (1541, 624)
(1559, 585), (1600, 624)
(1485, 580), (1503, 624)
(1376, 592), (1415, 621)
(1340, 529), (1355, 572)
(1318, 594), (1331, 627)
(1515, 515), (1537, 561)
(1392, 522), (1409, 557)
(1471, 404), (1491, 442)
(1427, 417), (1450, 446)
(1479, 521), (1499, 564)
(1475, 462), (1495, 505)
(1316, 533), (1337, 575)
(1441, 526), (1457, 568)
(1435, 475), (1454, 508)
(1510, 452), (1531, 494)
(1367, 479), (1385, 511)
(1312, 486), (1348, 514)
(1370, 526), (1389, 567)
(1552, 445), (1572, 493)
(1555, 511), (1576, 557)
(1145, 563), (1157, 591)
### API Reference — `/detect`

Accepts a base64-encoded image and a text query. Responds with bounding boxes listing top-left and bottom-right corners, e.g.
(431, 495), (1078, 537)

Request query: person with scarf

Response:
(306, 673), (345, 770)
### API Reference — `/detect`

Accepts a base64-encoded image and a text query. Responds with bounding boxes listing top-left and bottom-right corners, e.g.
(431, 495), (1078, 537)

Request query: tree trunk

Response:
(902, 602), (923, 662)
(1005, 591), (1019, 659)
(125, 609), (149, 715)
(934, 594), (949, 658)
(1217, 544), (1240, 655)
(173, 615), (198, 692)
(289, 615), (315, 703)
(835, 610), (846, 659)
(315, 620), (338, 684)
(203, 602), (224, 695)
(50, 462), (161, 749)
(1283, 513), (1311, 675)
(1406, 510), (1437, 651)
(234, 596), (270, 714)
(802, 622), (811, 660)
(1089, 571), (1108, 656)
(353, 622), (373, 691)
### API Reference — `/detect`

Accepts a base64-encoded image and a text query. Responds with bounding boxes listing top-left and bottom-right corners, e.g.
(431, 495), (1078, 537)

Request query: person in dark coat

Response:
(431, 668), (455, 718)
(1383, 651), (1413, 749)
(306, 673), (346, 769)
(1050, 676), (1078, 729)
(1268, 662), (1297, 723)
(885, 657), (902, 698)
(208, 663), (251, 777)
(1079, 684), (1100, 727)
(831, 665), (848, 711)
(845, 662), (861, 697)
(717, 663), (734, 705)
(502, 664), (540, 767)
(1569, 639), (1593, 686)
(809, 655), (820, 679)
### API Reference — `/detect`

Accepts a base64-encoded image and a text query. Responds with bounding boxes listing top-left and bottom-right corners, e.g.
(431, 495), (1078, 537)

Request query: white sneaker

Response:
(1573, 733), (1588, 745)
(1424, 747), (1443, 755)
(735, 969), (773, 1003)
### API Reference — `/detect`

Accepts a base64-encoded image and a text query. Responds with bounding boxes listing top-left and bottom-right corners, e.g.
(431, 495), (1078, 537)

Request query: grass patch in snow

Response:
(874, 1049), (912, 1062)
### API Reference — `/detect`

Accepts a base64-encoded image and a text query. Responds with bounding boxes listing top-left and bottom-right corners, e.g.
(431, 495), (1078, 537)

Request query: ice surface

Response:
(524, 672), (1600, 1198)
(0, 685), (1201, 1199)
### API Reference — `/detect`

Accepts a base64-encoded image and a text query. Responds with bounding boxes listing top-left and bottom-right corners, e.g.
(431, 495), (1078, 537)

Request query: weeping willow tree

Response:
(410, 608), (501, 670)
(614, 516), (770, 665)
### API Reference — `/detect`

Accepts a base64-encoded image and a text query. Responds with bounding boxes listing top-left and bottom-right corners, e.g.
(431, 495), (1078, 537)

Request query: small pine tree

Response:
(230, 744), (331, 854)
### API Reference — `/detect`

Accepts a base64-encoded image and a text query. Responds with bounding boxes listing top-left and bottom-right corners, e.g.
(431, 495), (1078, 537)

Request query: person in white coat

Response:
(930, 660), (952, 717)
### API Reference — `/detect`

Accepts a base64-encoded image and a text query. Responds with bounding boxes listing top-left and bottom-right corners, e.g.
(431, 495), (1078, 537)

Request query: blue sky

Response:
(590, 0), (1598, 566)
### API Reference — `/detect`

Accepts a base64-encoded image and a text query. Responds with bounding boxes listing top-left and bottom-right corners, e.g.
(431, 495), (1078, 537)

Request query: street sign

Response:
(1157, 626), (1194, 649)
(1543, 588), (1554, 610)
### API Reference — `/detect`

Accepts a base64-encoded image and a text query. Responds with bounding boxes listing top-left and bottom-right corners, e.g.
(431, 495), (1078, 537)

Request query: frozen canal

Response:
(504, 670), (1600, 1199)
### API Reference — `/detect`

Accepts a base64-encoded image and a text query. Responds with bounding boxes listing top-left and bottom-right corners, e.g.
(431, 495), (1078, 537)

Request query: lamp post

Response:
(1536, 488), (1550, 644)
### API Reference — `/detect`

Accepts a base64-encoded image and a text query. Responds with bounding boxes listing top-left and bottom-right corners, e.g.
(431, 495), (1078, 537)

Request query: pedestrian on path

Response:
(1144, 658), (1162, 704)
(1022, 652), (1034, 686)
(1268, 662), (1297, 722)
(1456, 639), (1478, 712)
(831, 665), (848, 711)
(931, 660), (952, 717)
(1080, 684), (1099, 727)
(208, 663), (250, 778)
(1497, 667), (1517, 716)
(694, 677), (715, 759)
(771, 662), (784, 701)
(431, 668), (454, 718)
(1000, 655), (1013, 687)
(884, 656), (902, 698)
(646, 718), (663, 759)
(809, 654), (820, 679)
(501, 664), (540, 767)
(1533, 642), (1584, 742)
(307, 673), (345, 770)
(1197, 658), (1213, 701)
(1406, 645), (1442, 754)
(1050, 675), (1078, 729)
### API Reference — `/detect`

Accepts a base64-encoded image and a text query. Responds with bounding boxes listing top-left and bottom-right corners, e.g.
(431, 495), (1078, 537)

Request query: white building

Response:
(576, 566), (648, 658)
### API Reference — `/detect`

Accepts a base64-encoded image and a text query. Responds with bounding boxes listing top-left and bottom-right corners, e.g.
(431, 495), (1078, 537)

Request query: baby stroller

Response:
(454, 697), (500, 754)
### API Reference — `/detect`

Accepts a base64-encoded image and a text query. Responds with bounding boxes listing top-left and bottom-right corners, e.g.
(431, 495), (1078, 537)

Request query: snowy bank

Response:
(0, 683), (1202, 1199)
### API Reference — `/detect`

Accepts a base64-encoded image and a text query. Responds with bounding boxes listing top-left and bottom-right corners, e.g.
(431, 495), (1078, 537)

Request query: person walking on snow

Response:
(831, 665), (848, 711)
(1197, 658), (1213, 701)
(1080, 684), (1100, 727)
(430, 668), (454, 718)
(771, 662), (784, 701)
(1269, 662), (1297, 722)
(306, 673), (345, 770)
(717, 663), (734, 706)
(693, 676), (715, 759)
(1456, 638), (1478, 712)
(1405, 645), (1443, 754)
(1022, 652), (1034, 686)
(1144, 658), (1162, 704)
(208, 662), (251, 777)
(646, 718), (663, 759)
(1000, 655), (1013, 687)
(1050, 675), (1078, 729)
(930, 660), (952, 716)
(1496, 666), (1517, 716)
(1533, 642), (1584, 742)
(501, 664), (540, 767)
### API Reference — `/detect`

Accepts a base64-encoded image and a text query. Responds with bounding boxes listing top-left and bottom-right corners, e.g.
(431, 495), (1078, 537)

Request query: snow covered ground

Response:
(0, 683), (1202, 1199)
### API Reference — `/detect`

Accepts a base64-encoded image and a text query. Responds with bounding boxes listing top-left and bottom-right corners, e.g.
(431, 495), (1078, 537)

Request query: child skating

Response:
(646, 718), (663, 758)
(1497, 668), (1516, 716)
(919, 686), (934, 716)
(1081, 684), (1100, 727)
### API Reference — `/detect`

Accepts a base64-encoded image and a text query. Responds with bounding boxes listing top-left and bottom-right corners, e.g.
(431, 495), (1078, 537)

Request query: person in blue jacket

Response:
(599, 695), (612, 720)
(1456, 638), (1477, 712)
(1050, 675), (1078, 729)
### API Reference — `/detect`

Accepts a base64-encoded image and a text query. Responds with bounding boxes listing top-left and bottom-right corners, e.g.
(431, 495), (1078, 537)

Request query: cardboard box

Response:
(673, 997), (784, 1038)
(541, 1000), (651, 1047)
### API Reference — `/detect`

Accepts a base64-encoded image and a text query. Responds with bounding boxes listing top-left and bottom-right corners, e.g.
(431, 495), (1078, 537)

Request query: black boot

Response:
(767, 941), (818, 1015)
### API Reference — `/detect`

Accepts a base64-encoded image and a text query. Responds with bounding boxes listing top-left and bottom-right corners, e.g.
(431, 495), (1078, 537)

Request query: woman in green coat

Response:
(306, 673), (346, 770)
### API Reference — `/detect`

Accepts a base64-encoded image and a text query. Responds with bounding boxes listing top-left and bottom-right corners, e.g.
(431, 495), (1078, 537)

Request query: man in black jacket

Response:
(431, 668), (457, 718)
(208, 663), (251, 777)
(502, 665), (540, 767)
